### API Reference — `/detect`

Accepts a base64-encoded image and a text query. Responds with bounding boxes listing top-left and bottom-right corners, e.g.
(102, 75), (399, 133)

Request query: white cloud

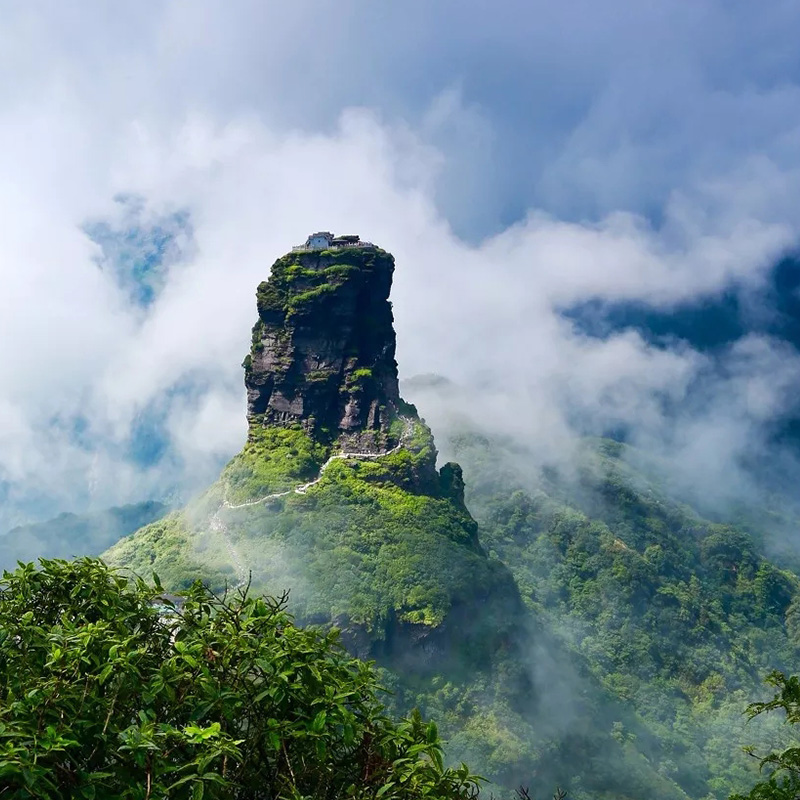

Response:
(1, 2), (799, 531)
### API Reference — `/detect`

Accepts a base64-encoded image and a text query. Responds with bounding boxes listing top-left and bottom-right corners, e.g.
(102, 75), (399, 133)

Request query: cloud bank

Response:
(1, 1), (800, 532)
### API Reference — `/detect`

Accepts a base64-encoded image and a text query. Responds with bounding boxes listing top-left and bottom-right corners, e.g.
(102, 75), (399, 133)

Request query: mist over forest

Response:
(3, 3), (800, 799)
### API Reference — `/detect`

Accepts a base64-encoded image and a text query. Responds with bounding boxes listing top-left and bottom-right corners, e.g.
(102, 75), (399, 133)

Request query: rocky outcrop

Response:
(107, 234), (526, 689)
(245, 245), (401, 452)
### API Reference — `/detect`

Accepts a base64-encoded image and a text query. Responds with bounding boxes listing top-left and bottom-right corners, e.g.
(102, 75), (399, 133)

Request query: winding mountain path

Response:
(210, 417), (414, 588)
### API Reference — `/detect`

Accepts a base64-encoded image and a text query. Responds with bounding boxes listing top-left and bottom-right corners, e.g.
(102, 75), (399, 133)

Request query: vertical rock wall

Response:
(244, 245), (402, 451)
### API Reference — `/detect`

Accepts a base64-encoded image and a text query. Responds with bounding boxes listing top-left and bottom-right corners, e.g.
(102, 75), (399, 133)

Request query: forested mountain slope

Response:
(103, 241), (800, 799)
(438, 425), (800, 798)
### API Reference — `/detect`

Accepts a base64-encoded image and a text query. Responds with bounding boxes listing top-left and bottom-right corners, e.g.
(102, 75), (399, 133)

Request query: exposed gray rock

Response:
(245, 246), (402, 451)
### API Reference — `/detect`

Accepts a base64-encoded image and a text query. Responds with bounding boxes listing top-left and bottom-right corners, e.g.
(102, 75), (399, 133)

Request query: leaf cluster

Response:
(0, 558), (480, 800)
(729, 671), (800, 800)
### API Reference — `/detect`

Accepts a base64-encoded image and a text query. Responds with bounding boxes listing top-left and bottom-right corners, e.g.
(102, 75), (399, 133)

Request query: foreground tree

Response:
(0, 558), (480, 799)
(732, 671), (800, 800)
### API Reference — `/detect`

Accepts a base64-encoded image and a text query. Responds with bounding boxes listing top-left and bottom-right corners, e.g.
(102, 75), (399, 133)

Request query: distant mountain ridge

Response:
(0, 501), (169, 570)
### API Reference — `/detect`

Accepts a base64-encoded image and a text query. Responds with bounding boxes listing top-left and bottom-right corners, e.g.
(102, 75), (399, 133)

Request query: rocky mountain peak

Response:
(244, 241), (402, 452)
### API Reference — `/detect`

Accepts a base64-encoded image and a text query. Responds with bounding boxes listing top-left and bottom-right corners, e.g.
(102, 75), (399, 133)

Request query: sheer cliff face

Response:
(107, 239), (526, 681)
(245, 246), (401, 451)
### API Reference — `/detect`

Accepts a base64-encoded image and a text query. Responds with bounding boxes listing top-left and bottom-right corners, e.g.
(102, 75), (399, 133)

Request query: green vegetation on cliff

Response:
(222, 425), (330, 503)
(106, 418), (520, 663)
(256, 248), (390, 321)
(218, 425), (510, 638)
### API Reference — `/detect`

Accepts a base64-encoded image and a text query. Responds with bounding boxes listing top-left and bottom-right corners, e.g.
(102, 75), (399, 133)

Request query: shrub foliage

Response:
(0, 558), (479, 799)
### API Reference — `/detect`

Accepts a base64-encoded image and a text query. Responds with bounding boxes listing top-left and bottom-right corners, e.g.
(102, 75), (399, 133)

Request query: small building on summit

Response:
(293, 232), (374, 251)
(305, 231), (334, 249)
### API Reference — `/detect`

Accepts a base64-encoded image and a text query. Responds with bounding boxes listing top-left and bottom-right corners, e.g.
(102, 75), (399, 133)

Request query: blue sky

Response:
(1, 1), (800, 529)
